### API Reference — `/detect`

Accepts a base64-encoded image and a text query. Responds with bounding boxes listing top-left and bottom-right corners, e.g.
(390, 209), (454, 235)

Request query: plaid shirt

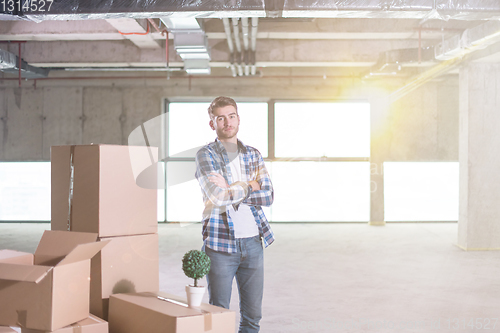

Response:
(195, 138), (275, 253)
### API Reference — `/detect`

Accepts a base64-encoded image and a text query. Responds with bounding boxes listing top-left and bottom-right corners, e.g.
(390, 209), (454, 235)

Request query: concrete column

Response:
(370, 96), (390, 226)
(458, 63), (500, 250)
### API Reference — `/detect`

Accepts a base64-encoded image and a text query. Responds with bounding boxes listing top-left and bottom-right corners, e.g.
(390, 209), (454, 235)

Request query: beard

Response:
(217, 125), (239, 140)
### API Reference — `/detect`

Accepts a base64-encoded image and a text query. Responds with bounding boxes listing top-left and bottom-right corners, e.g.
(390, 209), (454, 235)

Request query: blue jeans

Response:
(204, 235), (264, 333)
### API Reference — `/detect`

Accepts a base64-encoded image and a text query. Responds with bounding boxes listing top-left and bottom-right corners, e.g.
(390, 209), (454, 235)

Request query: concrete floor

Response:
(1, 222), (499, 333)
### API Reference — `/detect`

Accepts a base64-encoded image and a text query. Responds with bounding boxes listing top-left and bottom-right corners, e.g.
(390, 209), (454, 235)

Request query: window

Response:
(168, 102), (268, 158)
(0, 162), (51, 221)
(275, 102), (370, 158)
(271, 161), (370, 221)
(384, 162), (459, 221)
(0, 162), (166, 222)
(271, 101), (371, 222)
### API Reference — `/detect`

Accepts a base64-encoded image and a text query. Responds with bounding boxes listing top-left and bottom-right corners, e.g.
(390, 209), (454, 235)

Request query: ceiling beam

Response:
(105, 18), (160, 49)
(8, 39), (426, 66)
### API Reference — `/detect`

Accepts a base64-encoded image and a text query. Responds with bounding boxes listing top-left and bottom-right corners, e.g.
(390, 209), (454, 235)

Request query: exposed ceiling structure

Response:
(2, 0), (500, 86)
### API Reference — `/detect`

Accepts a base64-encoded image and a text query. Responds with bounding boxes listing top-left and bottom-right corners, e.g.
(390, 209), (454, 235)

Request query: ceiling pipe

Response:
(231, 18), (243, 76)
(147, 18), (161, 33)
(251, 18), (258, 52)
(222, 18), (237, 77)
(241, 18), (249, 51)
(222, 18), (234, 53)
(0, 74), (361, 83)
(231, 18), (241, 53)
(390, 20), (500, 103)
(161, 29), (169, 69)
(241, 17), (250, 76)
(251, 18), (258, 76)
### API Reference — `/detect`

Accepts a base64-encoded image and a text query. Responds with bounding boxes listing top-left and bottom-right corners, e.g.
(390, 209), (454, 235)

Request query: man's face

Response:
(210, 105), (240, 141)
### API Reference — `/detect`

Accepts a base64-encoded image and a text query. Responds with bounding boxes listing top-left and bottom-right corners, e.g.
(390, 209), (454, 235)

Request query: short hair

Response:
(208, 96), (238, 118)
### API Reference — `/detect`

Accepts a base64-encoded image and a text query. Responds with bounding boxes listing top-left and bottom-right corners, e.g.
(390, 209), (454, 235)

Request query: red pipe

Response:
(118, 22), (150, 36)
(0, 41), (27, 87)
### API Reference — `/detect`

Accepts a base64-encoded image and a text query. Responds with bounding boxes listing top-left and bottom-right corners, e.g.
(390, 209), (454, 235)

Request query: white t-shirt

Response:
(227, 151), (260, 239)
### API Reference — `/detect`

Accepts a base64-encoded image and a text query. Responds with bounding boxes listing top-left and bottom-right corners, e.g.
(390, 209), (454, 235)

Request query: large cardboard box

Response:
(90, 233), (159, 320)
(51, 144), (158, 237)
(0, 231), (109, 331)
(108, 292), (235, 333)
(0, 250), (34, 265)
(21, 315), (108, 333)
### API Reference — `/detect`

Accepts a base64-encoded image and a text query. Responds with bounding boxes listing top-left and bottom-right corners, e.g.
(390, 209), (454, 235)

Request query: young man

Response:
(195, 96), (275, 333)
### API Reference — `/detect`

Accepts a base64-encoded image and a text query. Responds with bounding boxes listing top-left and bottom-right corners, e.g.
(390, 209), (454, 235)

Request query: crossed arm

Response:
(195, 148), (274, 208)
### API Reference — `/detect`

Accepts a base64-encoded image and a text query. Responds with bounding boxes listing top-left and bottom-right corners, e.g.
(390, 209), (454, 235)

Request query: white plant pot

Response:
(185, 285), (206, 308)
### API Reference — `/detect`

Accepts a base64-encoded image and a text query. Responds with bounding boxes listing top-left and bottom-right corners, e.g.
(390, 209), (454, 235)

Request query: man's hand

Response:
(208, 173), (229, 188)
(248, 180), (261, 192)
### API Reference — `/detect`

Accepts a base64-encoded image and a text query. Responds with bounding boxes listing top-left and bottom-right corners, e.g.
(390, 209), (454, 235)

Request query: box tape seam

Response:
(67, 145), (76, 231)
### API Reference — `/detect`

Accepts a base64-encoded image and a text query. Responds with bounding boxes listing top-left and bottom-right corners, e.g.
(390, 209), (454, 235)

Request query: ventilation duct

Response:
(183, 59), (211, 75)
(391, 21), (500, 102)
(0, 49), (49, 78)
(161, 17), (211, 75)
(364, 47), (434, 79)
(434, 35), (462, 60)
(0, 49), (17, 69)
(462, 20), (500, 50)
(434, 20), (500, 60)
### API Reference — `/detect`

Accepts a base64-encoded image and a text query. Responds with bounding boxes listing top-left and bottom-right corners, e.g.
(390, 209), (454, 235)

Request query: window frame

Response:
(162, 98), (371, 223)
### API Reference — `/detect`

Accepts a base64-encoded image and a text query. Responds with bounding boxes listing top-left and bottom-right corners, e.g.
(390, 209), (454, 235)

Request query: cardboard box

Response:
(90, 234), (159, 320)
(0, 250), (34, 265)
(0, 327), (18, 333)
(21, 315), (108, 333)
(51, 144), (158, 237)
(108, 292), (235, 333)
(0, 231), (109, 331)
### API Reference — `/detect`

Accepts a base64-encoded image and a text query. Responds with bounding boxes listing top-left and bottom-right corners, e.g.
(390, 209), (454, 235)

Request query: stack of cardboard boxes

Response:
(50, 144), (160, 321)
(0, 144), (235, 333)
(0, 232), (109, 332)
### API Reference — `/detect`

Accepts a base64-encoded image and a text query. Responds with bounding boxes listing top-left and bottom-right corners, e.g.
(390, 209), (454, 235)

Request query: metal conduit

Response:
(222, 18), (237, 77)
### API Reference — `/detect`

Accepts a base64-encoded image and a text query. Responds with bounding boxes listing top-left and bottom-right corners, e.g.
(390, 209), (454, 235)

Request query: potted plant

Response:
(182, 249), (211, 307)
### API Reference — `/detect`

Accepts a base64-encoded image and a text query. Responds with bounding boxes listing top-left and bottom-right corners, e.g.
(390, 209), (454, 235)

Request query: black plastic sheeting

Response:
(1, 0), (266, 21)
(282, 0), (500, 20)
(3, 0), (500, 21)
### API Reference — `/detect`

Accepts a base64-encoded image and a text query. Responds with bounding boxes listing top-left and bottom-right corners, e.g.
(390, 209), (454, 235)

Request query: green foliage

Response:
(182, 250), (211, 287)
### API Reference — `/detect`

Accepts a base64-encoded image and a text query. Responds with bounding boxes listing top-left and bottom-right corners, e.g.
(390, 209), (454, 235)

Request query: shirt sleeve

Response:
(195, 147), (251, 207)
(242, 150), (274, 207)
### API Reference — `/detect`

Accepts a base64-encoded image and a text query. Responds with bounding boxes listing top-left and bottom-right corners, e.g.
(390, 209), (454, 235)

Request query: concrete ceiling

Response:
(1, 1), (500, 80)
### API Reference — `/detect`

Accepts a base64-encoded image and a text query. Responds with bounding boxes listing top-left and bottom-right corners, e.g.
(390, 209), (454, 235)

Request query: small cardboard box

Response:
(108, 292), (235, 333)
(0, 231), (109, 331)
(21, 315), (108, 333)
(90, 233), (159, 320)
(51, 144), (158, 237)
(0, 250), (34, 265)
